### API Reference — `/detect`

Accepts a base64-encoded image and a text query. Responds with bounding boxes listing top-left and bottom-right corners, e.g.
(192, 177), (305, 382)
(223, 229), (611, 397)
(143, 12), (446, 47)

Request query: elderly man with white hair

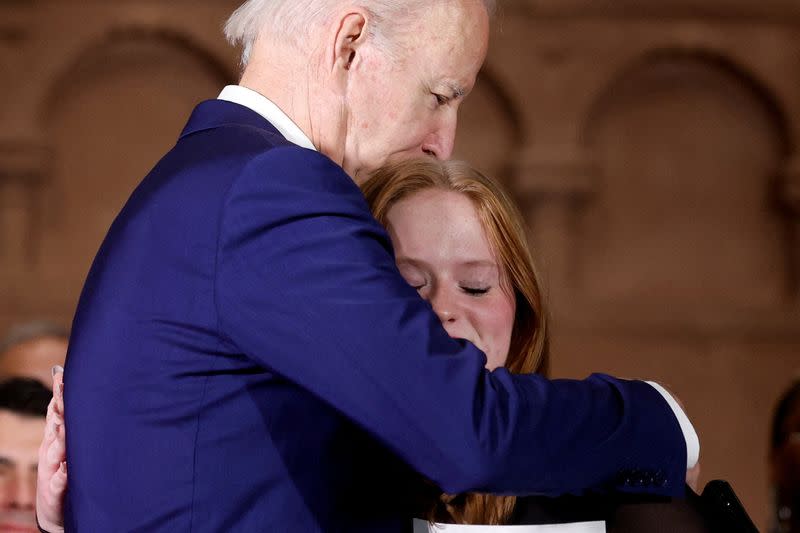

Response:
(40, 0), (698, 531)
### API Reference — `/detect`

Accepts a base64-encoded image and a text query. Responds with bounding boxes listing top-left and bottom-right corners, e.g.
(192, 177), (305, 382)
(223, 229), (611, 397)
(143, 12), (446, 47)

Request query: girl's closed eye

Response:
(460, 285), (490, 296)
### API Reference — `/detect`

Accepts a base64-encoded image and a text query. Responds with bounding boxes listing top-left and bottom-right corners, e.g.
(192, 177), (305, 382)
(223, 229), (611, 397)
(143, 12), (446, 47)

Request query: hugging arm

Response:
(33, 147), (694, 532)
(214, 146), (689, 496)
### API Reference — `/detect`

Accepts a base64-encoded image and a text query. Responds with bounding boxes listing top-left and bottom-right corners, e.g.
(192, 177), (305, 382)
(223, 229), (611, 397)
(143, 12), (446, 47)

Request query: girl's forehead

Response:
(388, 190), (493, 253)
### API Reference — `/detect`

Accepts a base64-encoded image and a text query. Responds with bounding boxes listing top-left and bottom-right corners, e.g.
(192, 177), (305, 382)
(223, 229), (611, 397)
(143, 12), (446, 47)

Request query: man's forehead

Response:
(0, 411), (44, 448)
(409, 1), (488, 68)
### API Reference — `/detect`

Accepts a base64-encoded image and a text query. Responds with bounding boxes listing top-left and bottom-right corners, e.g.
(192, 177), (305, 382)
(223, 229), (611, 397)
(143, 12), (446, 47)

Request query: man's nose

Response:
(421, 116), (458, 160)
(10, 474), (35, 509)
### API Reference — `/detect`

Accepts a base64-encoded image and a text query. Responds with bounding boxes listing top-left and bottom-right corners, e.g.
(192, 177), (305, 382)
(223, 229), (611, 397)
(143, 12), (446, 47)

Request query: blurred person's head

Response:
(224, 0), (493, 182)
(362, 159), (548, 525)
(0, 322), (68, 387)
(771, 379), (800, 531)
(0, 378), (51, 533)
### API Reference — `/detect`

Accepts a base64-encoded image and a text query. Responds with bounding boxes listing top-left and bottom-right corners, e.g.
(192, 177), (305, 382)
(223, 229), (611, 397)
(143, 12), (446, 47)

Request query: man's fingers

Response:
(37, 461), (67, 512)
(45, 424), (67, 467)
(43, 398), (64, 450)
(50, 461), (68, 492)
(52, 365), (65, 415)
(37, 374), (68, 533)
(44, 398), (57, 440)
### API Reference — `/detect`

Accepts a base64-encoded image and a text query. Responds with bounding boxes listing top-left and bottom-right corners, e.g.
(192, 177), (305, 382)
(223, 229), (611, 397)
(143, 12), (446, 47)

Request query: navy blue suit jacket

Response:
(64, 100), (686, 532)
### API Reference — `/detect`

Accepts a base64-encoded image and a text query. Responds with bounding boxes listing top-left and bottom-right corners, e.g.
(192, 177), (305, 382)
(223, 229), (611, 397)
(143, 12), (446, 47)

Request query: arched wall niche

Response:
(582, 49), (792, 148)
(453, 65), (526, 185)
(38, 25), (236, 123)
(578, 48), (793, 313)
(530, 0), (800, 18)
(34, 26), (234, 308)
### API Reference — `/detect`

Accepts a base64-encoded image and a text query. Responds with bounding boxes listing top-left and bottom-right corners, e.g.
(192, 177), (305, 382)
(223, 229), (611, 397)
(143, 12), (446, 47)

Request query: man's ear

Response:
(331, 11), (368, 89)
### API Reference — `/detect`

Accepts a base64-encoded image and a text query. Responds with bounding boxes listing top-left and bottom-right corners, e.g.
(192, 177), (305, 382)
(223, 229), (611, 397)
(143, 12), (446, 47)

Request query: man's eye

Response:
(461, 286), (489, 296)
(433, 93), (449, 106)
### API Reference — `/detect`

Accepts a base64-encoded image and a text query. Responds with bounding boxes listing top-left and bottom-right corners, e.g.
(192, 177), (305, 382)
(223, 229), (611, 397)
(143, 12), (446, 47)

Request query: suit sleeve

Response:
(215, 146), (687, 497)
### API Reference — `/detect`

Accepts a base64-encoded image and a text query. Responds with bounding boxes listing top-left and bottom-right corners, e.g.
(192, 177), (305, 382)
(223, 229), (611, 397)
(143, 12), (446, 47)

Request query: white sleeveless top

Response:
(412, 519), (606, 533)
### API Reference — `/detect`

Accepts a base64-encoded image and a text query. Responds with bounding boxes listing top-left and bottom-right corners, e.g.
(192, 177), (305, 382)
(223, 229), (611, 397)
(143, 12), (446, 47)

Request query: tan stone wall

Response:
(1, 1), (798, 529)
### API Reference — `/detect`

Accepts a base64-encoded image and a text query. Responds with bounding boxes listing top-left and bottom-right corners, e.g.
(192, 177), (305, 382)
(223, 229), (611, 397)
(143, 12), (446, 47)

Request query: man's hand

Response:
(36, 366), (67, 533)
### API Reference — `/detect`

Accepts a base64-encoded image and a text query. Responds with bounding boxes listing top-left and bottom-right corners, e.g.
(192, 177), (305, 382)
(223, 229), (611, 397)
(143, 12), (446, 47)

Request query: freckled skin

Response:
(386, 189), (515, 370)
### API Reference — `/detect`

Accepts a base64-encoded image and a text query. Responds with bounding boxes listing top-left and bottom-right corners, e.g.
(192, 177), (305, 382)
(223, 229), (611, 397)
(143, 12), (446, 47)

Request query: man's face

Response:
(0, 337), (68, 387)
(0, 410), (43, 533)
(343, 1), (489, 181)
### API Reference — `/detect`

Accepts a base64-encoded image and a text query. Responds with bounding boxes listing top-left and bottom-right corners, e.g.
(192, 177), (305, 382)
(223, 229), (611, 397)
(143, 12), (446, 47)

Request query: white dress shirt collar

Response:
(217, 85), (316, 151)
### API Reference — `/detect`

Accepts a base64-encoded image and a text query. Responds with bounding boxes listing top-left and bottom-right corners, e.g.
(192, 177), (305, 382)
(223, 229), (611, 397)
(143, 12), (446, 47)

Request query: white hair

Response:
(224, 0), (496, 66)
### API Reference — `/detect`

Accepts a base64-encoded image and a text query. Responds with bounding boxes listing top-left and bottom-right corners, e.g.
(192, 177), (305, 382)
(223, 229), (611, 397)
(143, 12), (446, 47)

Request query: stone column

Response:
(511, 145), (596, 307)
(0, 141), (49, 272)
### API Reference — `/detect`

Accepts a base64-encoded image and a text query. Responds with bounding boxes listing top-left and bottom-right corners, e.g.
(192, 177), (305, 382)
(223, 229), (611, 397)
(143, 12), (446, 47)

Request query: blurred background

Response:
(1, 0), (799, 530)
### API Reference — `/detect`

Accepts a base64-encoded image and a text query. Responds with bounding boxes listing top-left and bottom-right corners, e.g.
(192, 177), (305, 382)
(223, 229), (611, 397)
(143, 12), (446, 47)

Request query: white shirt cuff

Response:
(646, 381), (700, 469)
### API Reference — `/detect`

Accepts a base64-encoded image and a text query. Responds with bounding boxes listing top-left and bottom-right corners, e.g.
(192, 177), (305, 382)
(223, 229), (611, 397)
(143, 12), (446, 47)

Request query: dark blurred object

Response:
(699, 480), (759, 533)
(608, 486), (707, 533)
(510, 481), (755, 532)
(770, 380), (800, 533)
(610, 481), (756, 533)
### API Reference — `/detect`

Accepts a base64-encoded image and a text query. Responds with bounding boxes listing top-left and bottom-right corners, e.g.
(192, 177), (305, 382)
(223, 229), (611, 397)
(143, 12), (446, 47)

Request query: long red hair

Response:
(361, 159), (549, 525)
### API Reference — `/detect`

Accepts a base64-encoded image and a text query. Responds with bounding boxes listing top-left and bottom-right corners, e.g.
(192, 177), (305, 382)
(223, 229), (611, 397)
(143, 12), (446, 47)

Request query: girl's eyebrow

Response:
(458, 260), (496, 268)
(396, 258), (497, 270)
(395, 257), (425, 268)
